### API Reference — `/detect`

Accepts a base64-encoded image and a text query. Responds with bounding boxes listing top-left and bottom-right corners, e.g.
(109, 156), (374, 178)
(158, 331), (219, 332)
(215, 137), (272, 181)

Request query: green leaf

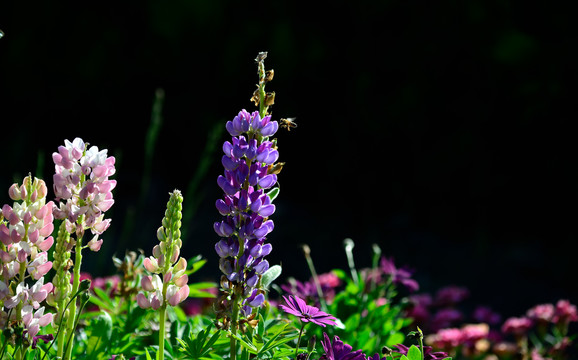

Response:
(258, 323), (290, 355)
(344, 313), (360, 329)
(267, 187), (280, 202)
(229, 332), (258, 353)
(145, 348), (154, 360)
(271, 348), (295, 359)
(85, 312), (113, 360)
(93, 286), (115, 308)
(261, 265), (282, 289)
(187, 256), (208, 275)
(406, 345), (422, 360)
(188, 282), (218, 298)
(384, 331), (405, 347)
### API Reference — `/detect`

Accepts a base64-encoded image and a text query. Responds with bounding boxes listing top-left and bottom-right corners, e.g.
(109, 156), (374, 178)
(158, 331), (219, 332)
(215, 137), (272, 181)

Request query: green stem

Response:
(56, 298), (66, 358)
(64, 233), (84, 360)
(417, 327), (424, 360)
(302, 245), (327, 312)
(230, 294), (240, 360)
(295, 322), (306, 360)
(158, 304), (167, 360)
(343, 239), (359, 286)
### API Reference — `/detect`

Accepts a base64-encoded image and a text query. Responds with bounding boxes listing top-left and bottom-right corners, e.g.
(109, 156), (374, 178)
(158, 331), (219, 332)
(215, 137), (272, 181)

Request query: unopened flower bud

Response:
(19, 185), (27, 200)
(9, 184), (21, 200)
(143, 257), (159, 273)
(170, 246), (180, 264)
(173, 257), (187, 275)
(156, 227), (166, 242)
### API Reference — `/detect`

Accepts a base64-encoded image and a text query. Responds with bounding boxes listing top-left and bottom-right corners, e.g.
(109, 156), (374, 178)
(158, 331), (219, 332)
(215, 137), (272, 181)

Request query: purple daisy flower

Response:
(380, 256), (419, 292)
(280, 295), (337, 327)
(320, 333), (366, 360)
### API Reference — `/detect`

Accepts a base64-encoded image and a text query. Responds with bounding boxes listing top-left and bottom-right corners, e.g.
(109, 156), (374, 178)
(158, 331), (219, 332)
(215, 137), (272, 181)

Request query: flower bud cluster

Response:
(214, 109), (280, 316)
(137, 190), (189, 309)
(52, 137), (116, 249)
(0, 175), (54, 340)
(45, 222), (73, 321)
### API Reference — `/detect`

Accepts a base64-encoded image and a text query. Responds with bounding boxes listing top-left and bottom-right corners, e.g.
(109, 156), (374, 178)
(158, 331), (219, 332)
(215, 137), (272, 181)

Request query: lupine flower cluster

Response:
(52, 137), (116, 249)
(214, 108), (280, 319)
(0, 176), (54, 341)
(138, 190), (189, 309)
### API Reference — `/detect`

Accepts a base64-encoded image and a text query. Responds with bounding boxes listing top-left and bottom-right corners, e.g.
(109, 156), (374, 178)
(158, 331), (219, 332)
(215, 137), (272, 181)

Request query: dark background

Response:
(1, 1), (577, 319)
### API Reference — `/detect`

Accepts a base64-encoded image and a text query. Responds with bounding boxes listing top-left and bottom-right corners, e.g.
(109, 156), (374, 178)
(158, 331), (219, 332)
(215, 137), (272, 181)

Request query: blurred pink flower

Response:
(434, 285), (469, 306)
(472, 306), (501, 325)
(431, 308), (463, 331)
(527, 303), (555, 322)
(501, 316), (533, 336)
(426, 327), (464, 350)
(553, 299), (578, 324)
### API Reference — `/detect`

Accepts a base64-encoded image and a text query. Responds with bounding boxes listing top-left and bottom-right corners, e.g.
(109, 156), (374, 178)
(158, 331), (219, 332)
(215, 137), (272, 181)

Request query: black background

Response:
(1, 1), (577, 319)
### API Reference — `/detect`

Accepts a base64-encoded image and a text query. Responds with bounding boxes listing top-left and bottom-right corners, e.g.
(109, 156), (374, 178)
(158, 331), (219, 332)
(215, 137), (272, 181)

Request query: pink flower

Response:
(460, 323), (489, 344)
(52, 137), (116, 241)
(22, 305), (53, 338)
(501, 316), (533, 336)
(527, 303), (555, 322)
(426, 328), (464, 349)
(552, 299), (578, 324)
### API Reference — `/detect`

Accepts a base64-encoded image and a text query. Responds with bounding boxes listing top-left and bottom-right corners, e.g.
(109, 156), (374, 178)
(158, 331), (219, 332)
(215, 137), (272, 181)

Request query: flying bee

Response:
(280, 117), (297, 131)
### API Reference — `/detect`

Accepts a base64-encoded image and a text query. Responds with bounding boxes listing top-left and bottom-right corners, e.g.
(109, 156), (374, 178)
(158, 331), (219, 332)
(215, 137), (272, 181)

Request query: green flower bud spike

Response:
(137, 190), (188, 360)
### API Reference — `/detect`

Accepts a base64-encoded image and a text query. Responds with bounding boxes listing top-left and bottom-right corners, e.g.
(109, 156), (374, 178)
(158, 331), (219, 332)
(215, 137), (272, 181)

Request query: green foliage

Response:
(301, 244), (412, 356)
(226, 307), (299, 360)
(83, 312), (113, 360)
(177, 323), (223, 360)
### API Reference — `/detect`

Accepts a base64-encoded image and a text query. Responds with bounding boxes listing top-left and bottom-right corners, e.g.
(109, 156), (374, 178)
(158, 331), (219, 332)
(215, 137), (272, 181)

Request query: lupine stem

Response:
(230, 295), (240, 360)
(64, 232), (84, 360)
(158, 303), (167, 360)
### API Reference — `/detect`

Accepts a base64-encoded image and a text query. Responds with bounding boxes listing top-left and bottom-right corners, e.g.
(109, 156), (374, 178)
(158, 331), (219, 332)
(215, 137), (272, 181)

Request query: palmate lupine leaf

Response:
(257, 323), (299, 356)
(177, 324), (223, 360)
(85, 312), (113, 360)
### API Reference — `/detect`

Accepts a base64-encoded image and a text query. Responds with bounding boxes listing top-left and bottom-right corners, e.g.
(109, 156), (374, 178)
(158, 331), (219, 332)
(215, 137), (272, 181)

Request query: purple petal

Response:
(258, 174), (277, 188)
(222, 156), (238, 171)
(258, 204), (276, 217)
(261, 121), (278, 137)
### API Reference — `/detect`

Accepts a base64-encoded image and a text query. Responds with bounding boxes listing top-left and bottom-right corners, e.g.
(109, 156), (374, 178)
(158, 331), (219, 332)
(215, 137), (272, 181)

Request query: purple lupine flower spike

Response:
(215, 108), (281, 321)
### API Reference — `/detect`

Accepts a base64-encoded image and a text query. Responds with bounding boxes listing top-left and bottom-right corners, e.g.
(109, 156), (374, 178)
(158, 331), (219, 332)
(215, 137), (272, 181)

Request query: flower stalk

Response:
(215, 52), (284, 360)
(137, 190), (188, 360)
(51, 138), (116, 360)
(0, 175), (55, 359)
